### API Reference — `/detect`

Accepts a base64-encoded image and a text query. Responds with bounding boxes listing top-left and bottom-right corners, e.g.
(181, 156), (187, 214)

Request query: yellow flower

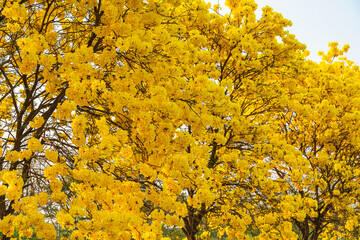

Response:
(27, 138), (43, 152)
(45, 149), (58, 162)
(30, 116), (44, 128)
(328, 42), (338, 48)
(56, 211), (74, 229)
(342, 44), (350, 53)
(4, 151), (20, 163)
(37, 192), (48, 206)
(200, 231), (211, 239)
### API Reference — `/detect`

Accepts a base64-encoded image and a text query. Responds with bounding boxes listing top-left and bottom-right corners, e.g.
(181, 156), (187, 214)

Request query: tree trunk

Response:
(182, 203), (208, 240)
(182, 215), (200, 240)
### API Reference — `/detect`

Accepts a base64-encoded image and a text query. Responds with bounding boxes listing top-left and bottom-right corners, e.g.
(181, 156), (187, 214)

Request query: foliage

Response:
(264, 43), (360, 240)
(0, 0), (358, 239)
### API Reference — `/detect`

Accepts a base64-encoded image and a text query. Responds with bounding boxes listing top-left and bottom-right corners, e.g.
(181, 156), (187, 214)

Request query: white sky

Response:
(207, 0), (360, 65)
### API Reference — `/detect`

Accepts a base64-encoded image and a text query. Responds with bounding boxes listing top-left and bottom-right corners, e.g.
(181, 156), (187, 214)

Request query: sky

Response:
(207, 0), (360, 65)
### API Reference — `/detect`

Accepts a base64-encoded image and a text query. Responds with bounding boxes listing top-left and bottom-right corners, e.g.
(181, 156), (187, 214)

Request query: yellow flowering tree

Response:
(257, 44), (360, 240)
(63, 1), (306, 239)
(0, 0), (358, 239)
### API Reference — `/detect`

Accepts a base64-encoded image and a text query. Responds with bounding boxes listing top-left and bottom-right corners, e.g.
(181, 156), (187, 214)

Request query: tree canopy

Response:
(0, 0), (359, 239)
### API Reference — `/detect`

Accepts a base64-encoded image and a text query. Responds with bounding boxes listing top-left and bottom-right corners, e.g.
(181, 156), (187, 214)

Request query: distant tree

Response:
(260, 44), (360, 240)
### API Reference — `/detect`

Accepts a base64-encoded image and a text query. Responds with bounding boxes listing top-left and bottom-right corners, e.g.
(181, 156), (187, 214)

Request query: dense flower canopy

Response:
(0, 0), (359, 239)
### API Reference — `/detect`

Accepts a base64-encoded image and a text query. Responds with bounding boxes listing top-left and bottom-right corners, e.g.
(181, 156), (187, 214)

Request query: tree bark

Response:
(182, 203), (208, 240)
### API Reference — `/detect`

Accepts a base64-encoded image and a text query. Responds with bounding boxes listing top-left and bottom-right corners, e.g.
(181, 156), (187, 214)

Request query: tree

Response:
(0, 0), (358, 239)
(256, 44), (360, 240)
